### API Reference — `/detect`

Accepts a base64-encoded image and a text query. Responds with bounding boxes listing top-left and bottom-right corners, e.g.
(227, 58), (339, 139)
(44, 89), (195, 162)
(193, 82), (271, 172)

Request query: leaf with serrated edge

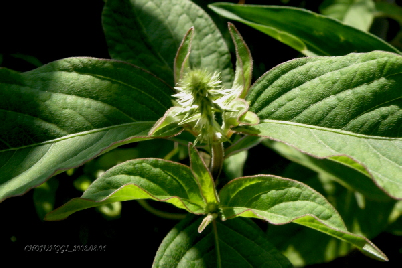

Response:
(45, 158), (206, 221)
(153, 214), (292, 268)
(219, 175), (388, 261)
(0, 57), (179, 202)
(209, 3), (399, 56)
(236, 51), (402, 199)
(103, 0), (234, 87)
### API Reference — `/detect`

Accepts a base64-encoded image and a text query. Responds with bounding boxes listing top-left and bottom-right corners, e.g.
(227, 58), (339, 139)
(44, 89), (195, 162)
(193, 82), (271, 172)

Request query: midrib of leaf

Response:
(0, 121), (155, 153)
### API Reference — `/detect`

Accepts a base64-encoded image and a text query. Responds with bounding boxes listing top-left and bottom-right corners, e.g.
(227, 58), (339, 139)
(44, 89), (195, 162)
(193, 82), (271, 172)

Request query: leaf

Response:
(209, 3), (399, 56)
(266, 163), (397, 266)
(174, 27), (194, 84)
(103, 0), (234, 87)
(320, 0), (375, 32)
(263, 139), (391, 201)
(228, 22), (253, 98)
(218, 175), (388, 261)
(45, 158), (206, 221)
(189, 144), (219, 210)
(153, 214), (292, 268)
(0, 57), (177, 202)
(236, 51), (402, 199)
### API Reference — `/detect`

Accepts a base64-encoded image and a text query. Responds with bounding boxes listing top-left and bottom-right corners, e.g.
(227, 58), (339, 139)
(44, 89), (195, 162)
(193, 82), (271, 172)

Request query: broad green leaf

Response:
(236, 51), (402, 199)
(209, 3), (399, 56)
(263, 139), (391, 201)
(153, 214), (292, 268)
(219, 175), (388, 261)
(188, 144), (219, 209)
(320, 0), (375, 32)
(103, 0), (234, 87)
(0, 57), (177, 202)
(266, 163), (397, 266)
(45, 158), (206, 221)
(228, 22), (253, 98)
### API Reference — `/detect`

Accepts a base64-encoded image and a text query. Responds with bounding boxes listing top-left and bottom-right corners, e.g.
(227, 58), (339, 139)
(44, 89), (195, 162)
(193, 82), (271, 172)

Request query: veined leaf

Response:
(0, 57), (177, 202)
(219, 175), (388, 261)
(103, 0), (234, 87)
(209, 3), (399, 56)
(45, 158), (206, 221)
(266, 163), (397, 266)
(263, 140), (391, 201)
(320, 0), (375, 32)
(236, 51), (402, 199)
(153, 214), (292, 268)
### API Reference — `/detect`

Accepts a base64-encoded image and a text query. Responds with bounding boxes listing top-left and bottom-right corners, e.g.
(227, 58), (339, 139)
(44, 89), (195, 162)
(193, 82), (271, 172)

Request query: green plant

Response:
(1, 0), (402, 266)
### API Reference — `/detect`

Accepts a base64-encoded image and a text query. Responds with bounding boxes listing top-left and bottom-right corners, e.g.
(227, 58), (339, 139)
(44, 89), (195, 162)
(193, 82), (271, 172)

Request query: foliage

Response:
(2, 0), (402, 266)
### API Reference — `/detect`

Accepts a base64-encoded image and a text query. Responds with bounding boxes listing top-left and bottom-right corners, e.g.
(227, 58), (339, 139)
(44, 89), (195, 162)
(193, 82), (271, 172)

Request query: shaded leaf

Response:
(209, 3), (399, 56)
(153, 214), (292, 268)
(103, 0), (234, 87)
(0, 57), (176, 201)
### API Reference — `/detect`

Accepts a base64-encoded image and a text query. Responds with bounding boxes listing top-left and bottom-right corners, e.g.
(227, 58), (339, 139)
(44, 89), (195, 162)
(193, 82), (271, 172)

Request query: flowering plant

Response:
(1, 0), (402, 266)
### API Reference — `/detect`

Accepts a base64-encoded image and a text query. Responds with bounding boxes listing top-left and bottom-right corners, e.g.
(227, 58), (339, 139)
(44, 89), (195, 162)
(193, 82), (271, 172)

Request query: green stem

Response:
(213, 219), (222, 268)
(210, 142), (224, 180)
(137, 200), (186, 220)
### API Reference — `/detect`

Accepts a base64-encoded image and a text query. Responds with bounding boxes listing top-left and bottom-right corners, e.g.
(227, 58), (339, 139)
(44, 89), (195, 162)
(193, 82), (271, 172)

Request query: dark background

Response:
(1, 0), (401, 266)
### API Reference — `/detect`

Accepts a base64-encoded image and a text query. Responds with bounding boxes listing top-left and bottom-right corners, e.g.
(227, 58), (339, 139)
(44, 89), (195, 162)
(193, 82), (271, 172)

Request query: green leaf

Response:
(263, 140), (391, 201)
(219, 175), (388, 261)
(189, 144), (219, 210)
(228, 22), (253, 98)
(320, 0), (375, 32)
(45, 158), (206, 221)
(174, 27), (194, 84)
(266, 163), (397, 266)
(0, 57), (177, 202)
(236, 51), (402, 199)
(103, 0), (234, 87)
(209, 3), (399, 56)
(153, 214), (292, 268)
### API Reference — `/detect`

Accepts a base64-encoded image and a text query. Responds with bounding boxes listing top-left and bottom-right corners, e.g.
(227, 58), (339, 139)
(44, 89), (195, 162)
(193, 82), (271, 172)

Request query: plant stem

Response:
(210, 142), (224, 180)
(137, 200), (186, 220)
(213, 219), (222, 268)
